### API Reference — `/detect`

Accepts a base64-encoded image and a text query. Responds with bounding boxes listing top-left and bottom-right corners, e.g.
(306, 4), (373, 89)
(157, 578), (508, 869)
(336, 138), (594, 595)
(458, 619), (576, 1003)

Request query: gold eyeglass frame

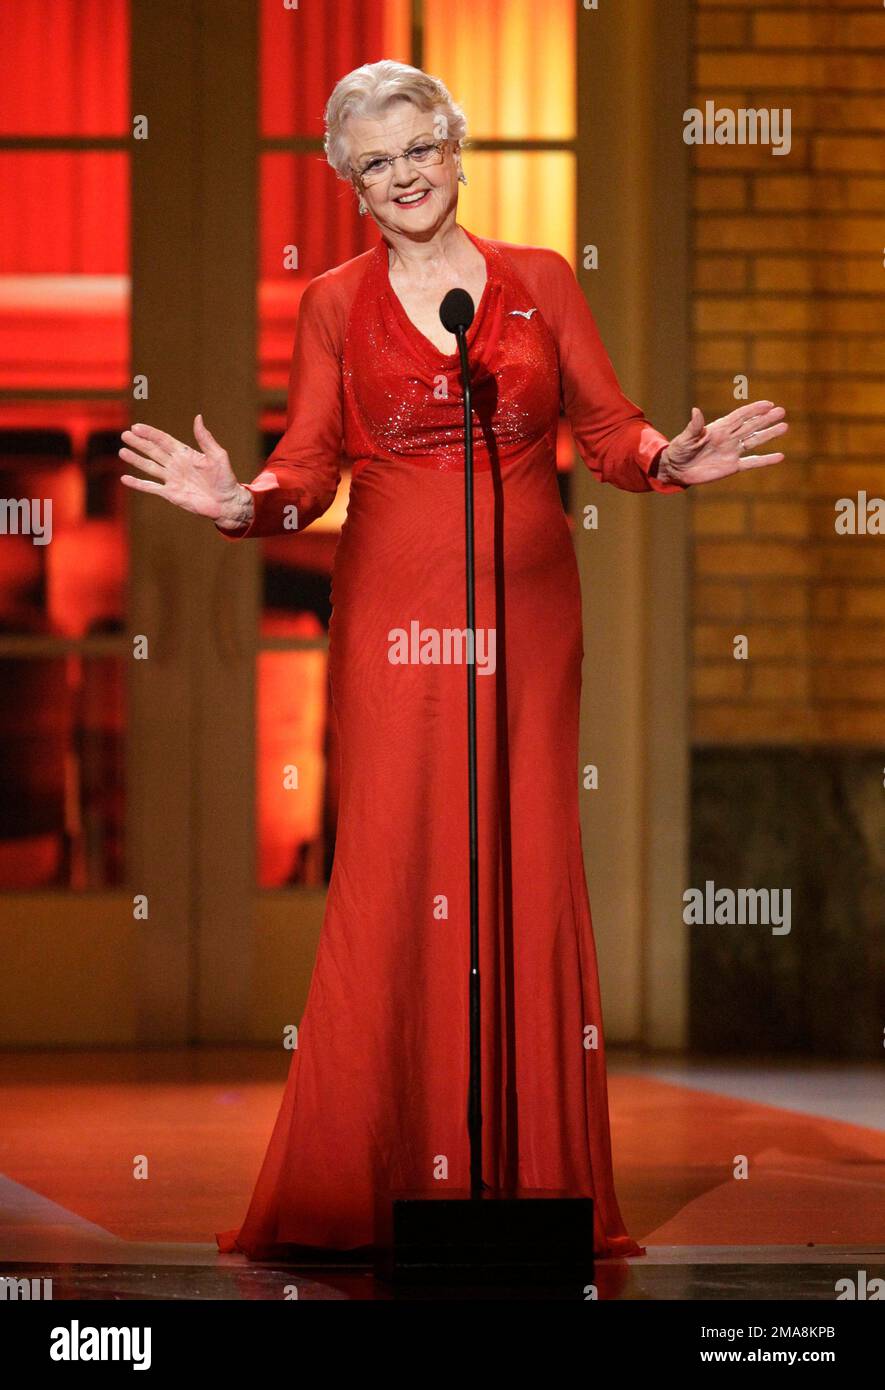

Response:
(350, 138), (454, 191)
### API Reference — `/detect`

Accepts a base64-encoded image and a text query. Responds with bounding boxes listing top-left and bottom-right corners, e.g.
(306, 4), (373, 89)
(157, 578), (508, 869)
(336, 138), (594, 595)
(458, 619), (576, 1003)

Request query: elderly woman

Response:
(120, 60), (787, 1262)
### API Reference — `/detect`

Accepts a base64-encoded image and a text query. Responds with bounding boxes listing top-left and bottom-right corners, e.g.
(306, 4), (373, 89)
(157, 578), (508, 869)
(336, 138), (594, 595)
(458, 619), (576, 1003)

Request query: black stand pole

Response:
(457, 323), (484, 1200)
(373, 286), (596, 1285)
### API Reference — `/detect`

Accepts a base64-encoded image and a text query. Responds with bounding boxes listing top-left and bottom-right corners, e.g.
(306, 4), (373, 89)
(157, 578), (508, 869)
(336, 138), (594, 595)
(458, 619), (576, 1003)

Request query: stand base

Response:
(373, 1189), (595, 1285)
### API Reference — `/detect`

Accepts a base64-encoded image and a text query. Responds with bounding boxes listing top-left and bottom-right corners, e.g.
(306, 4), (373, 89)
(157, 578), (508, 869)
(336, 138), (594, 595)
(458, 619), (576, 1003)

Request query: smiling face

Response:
(345, 99), (460, 239)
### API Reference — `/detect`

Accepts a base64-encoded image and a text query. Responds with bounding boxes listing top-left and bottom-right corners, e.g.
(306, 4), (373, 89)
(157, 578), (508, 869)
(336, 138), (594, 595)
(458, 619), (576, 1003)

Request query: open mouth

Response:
(393, 189), (431, 207)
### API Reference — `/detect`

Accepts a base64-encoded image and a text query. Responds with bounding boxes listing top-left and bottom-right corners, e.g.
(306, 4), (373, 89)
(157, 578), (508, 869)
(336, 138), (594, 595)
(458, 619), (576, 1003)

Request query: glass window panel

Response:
(0, 153), (129, 391)
(259, 152), (376, 388)
(257, 647), (335, 888)
(556, 414), (575, 478)
(0, 654), (126, 889)
(424, 0), (575, 141)
(260, 0), (412, 138)
(457, 150), (575, 262)
(0, 0), (130, 137)
(0, 153), (129, 274)
(0, 407), (130, 636)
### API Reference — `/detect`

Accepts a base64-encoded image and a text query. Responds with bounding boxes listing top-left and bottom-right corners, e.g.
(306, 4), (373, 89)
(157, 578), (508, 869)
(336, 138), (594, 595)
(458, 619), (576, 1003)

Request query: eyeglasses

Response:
(351, 139), (450, 188)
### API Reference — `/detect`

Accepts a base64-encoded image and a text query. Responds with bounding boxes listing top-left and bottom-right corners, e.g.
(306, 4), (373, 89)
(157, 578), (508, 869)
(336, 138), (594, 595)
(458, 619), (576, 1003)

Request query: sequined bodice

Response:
(341, 229), (561, 474)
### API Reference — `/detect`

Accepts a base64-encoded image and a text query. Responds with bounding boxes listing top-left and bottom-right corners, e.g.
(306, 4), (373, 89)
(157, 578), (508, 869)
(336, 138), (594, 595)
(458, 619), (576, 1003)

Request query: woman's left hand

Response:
(659, 400), (788, 487)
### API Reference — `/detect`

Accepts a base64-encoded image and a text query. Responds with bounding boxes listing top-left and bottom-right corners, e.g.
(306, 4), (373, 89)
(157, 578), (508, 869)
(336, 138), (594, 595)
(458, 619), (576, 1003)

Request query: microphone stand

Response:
(455, 319), (484, 1200)
(373, 284), (595, 1286)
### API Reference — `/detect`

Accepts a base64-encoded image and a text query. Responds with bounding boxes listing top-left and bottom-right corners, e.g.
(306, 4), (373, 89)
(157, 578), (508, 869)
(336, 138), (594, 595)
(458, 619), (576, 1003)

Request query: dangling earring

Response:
(358, 196), (368, 215)
(457, 163), (468, 186)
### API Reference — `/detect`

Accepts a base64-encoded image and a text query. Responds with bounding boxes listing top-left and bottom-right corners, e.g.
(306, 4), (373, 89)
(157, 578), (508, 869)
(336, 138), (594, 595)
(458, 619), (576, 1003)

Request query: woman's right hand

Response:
(119, 414), (250, 526)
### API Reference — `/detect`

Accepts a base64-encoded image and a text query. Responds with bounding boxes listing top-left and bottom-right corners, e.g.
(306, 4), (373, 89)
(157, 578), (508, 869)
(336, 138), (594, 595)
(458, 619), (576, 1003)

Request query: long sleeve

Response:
(544, 251), (688, 494)
(216, 276), (344, 540)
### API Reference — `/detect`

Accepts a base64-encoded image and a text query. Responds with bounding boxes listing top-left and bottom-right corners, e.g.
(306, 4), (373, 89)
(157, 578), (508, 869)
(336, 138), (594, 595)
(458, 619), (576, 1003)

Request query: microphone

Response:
(439, 288), (475, 336)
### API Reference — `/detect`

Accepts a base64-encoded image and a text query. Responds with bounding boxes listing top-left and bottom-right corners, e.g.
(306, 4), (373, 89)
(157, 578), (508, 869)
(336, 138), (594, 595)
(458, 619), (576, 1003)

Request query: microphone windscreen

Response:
(439, 288), (475, 334)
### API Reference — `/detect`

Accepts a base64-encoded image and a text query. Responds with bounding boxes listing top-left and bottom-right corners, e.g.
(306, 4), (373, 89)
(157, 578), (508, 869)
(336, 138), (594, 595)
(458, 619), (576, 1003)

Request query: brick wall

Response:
(690, 0), (885, 743)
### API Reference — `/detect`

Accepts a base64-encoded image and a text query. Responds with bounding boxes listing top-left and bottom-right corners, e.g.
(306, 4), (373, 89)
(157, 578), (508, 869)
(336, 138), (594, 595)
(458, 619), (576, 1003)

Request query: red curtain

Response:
(0, 0), (129, 275)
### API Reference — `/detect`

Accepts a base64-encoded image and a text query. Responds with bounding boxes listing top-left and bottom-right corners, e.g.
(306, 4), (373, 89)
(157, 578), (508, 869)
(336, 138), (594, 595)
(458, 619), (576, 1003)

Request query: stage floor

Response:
(0, 1049), (882, 1300)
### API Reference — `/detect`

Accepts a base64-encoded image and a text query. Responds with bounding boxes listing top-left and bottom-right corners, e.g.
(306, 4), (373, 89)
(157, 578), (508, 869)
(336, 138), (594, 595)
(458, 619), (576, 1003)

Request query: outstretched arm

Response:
(117, 277), (345, 532)
(546, 250), (687, 494)
(216, 276), (344, 540)
(546, 250), (788, 492)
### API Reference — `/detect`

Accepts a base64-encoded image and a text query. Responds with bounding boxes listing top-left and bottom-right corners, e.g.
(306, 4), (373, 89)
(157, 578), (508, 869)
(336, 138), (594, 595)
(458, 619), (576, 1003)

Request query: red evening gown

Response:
(215, 225), (686, 1260)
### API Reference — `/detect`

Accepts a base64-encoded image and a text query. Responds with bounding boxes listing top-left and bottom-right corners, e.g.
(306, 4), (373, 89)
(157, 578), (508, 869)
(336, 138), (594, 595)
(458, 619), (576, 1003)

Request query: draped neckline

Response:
(378, 225), (495, 365)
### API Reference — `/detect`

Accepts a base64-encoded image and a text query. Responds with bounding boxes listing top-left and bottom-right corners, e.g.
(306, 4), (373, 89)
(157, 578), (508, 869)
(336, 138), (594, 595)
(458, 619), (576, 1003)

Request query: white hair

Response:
(323, 59), (469, 183)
